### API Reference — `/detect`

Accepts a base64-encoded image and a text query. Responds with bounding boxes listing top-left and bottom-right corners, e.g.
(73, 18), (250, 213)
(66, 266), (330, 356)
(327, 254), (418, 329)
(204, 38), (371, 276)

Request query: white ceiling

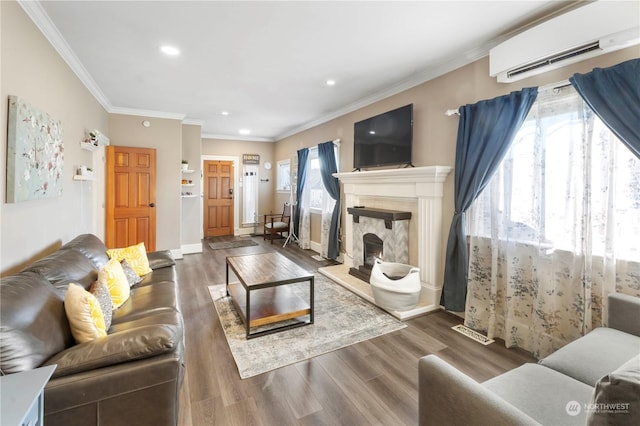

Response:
(24, 1), (574, 141)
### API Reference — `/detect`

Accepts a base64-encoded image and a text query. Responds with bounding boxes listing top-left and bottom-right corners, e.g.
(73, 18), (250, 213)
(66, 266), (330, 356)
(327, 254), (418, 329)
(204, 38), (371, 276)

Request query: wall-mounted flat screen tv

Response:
(353, 104), (413, 170)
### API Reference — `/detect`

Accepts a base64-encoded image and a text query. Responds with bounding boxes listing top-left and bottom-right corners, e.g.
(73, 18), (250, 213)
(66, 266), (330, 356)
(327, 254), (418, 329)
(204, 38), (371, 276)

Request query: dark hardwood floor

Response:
(176, 235), (535, 425)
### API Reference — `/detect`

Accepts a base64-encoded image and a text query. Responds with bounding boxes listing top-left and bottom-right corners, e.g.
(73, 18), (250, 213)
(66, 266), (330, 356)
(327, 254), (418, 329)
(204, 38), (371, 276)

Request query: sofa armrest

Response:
(418, 355), (540, 426)
(147, 250), (175, 270)
(608, 293), (640, 337)
(43, 324), (182, 378)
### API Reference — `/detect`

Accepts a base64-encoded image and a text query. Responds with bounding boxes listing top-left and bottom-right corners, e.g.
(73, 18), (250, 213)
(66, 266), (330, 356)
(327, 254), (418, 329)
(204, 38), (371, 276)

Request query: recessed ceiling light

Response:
(326, 79), (336, 86)
(221, 111), (229, 116)
(239, 129), (251, 135)
(160, 45), (180, 56)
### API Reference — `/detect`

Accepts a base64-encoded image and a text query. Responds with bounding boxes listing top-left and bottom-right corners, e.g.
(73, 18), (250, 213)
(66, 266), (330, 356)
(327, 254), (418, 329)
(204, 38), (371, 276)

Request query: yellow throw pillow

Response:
(64, 283), (107, 344)
(99, 257), (131, 309)
(107, 242), (152, 276)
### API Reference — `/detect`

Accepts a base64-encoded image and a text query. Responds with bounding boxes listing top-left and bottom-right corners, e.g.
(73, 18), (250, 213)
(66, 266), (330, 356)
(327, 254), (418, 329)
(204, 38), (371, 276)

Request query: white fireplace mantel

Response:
(320, 165), (452, 319)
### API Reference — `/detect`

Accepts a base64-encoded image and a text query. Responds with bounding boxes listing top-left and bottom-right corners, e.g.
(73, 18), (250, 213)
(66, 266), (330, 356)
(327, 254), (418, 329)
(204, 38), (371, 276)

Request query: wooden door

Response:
(204, 160), (234, 237)
(105, 146), (156, 251)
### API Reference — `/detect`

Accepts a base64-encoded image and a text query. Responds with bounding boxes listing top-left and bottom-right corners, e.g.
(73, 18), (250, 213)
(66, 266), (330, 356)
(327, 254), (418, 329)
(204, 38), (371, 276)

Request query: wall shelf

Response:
(80, 141), (103, 152)
(81, 130), (109, 151)
(181, 194), (199, 199)
(73, 175), (94, 181)
(181, 183), (194, 187)
(182, 169), (195, 174)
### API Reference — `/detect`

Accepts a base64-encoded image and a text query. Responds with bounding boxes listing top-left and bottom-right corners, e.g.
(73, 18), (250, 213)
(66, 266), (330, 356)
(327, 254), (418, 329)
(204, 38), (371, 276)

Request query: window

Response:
(468, 86), (640, 260)
(307, 149), (324, 211)
(276, 159), (291, 192)
(306, 145), (339, 212)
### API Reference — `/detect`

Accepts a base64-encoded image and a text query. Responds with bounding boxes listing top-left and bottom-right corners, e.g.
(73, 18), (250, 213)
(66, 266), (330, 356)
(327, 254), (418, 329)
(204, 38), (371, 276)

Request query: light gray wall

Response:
(108, 114), (182, 252)
(181, 124), (202, 246)
(1, 1), (109, 275)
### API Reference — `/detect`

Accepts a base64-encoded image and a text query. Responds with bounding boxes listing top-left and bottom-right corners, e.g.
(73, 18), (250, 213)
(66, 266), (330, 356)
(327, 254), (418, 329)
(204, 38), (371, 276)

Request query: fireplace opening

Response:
(363, 233), (383, 268)
(349, 233), (383, 282)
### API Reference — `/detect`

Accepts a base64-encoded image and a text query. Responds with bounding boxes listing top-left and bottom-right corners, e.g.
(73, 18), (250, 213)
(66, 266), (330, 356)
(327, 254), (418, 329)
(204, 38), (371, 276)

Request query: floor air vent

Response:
(451, 324), (495, 345)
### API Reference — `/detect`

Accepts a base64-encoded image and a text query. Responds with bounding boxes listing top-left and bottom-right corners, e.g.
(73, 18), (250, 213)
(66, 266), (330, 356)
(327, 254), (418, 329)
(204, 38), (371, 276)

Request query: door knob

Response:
(150, 203), (156, 207)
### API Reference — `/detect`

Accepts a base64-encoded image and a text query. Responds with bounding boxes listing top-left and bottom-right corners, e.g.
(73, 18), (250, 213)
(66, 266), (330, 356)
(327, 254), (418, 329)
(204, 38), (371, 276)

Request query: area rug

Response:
(207, 239), (258, 250)
(208, 274), (406, 378)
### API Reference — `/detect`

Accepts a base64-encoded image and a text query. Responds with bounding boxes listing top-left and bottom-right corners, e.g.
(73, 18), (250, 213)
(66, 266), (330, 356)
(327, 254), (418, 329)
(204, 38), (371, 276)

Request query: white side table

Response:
(1, 365), (56, 426)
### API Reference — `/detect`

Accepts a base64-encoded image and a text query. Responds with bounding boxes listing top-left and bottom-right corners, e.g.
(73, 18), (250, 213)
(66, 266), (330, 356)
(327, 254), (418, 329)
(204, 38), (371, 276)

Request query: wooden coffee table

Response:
(226, 252), (314, 339)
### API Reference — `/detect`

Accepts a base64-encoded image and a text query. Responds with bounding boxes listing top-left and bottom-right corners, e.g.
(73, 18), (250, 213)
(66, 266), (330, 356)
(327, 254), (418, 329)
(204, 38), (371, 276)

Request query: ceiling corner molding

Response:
(109, 107), (186, 121)
(275, 42), (493, 141)
(201, 133), (275, 143)
(18, 0), (113, 111)
(182, 118), (205, 126)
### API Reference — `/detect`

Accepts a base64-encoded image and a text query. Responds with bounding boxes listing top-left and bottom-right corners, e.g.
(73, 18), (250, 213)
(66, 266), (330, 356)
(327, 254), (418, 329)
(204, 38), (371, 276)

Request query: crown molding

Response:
(182, 119), (204, 126)
(109, 107), (186, 121)
(18, 0), (113, 111)
(273, 2), (583, 142)
(274, 42), (497, 141)
(201, 133), (275, 143)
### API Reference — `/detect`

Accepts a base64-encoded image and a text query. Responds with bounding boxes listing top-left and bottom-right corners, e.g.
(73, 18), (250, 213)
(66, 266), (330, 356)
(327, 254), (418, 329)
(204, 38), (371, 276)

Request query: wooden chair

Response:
(263, 202), (291, 244)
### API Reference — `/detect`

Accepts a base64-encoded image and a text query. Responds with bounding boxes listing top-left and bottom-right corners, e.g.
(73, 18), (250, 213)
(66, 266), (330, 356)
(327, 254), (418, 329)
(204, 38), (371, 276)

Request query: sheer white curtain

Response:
(465, 85), (640, 358)
(298, 156), (311, 250)
(320, 190), (336, 258)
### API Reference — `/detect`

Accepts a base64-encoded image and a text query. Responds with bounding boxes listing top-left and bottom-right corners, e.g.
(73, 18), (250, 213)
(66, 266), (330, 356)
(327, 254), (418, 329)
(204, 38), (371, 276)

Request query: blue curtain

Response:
(318, 141), (341, 260)
(293, 148), (309, 238)
(570, 58), (640, 159)
(441, 88), (538, 311)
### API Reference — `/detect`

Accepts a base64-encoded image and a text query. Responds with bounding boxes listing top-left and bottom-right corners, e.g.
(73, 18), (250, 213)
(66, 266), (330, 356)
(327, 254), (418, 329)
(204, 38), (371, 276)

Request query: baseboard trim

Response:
(181, 243), (203, 255)
(171, 248), (183, 260)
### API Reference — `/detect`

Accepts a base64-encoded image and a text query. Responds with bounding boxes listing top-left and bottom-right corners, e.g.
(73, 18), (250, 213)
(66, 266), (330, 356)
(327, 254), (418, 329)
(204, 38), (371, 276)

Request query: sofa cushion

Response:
(483, 363), (594, 425)
(90, 280), (113, 330)
(23, 249), (98, 291)
(136, 267), (177, 288)
(43, 324), (183, 378)
(121, 259), (142, 287)
(587, 355), (640, 426)
(98, 258), (131, 309)
(111, 282), (179, 324)
(539, 327), (640, 386)
(0, 272), (73, 374)
(64, 283), (107, 344)
(108, 310), (183, 334)
(608, 293), (640, 337)
(107, 243), (152, 276)
(147, 250), (176, 270)
(59, 233), (110, 269)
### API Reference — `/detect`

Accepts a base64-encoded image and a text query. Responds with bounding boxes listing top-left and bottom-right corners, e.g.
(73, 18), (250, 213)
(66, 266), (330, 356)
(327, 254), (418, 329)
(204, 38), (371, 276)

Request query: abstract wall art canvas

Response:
(6, 95), (64, 203)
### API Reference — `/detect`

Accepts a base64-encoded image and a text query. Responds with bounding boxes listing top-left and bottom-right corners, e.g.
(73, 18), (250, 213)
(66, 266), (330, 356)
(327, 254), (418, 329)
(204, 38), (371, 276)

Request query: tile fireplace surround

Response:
(319, 166), (452, 320)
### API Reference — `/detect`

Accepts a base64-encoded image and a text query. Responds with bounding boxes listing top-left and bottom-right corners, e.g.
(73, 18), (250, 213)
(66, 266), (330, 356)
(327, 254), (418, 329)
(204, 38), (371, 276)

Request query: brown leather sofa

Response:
(0, 234), (184, 426)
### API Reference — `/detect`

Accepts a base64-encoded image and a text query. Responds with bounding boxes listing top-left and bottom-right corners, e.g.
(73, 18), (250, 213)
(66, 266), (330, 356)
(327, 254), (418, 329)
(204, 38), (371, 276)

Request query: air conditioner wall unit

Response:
(490, 1), (640, 83)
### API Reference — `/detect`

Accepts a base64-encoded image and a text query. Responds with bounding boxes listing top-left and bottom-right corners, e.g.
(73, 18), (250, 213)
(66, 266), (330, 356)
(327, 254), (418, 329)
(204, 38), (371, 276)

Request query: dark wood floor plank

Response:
(294, 358), (367, 425)
(315, 351), (406, 425)
(366, 373), (419, 425)
(177, 236), (537, 425)
(190, 396), (230, 426)
(335, 344), (385, 382)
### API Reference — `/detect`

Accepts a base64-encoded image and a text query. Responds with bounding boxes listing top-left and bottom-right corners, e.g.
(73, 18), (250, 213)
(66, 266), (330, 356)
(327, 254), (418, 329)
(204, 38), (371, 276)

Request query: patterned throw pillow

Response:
(64, 283), (107, 344)
(107, 242), (152, 276)
(90, 280), (113, 330)
(98, 257), (131, 309)
(121, 259), (143, 287)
